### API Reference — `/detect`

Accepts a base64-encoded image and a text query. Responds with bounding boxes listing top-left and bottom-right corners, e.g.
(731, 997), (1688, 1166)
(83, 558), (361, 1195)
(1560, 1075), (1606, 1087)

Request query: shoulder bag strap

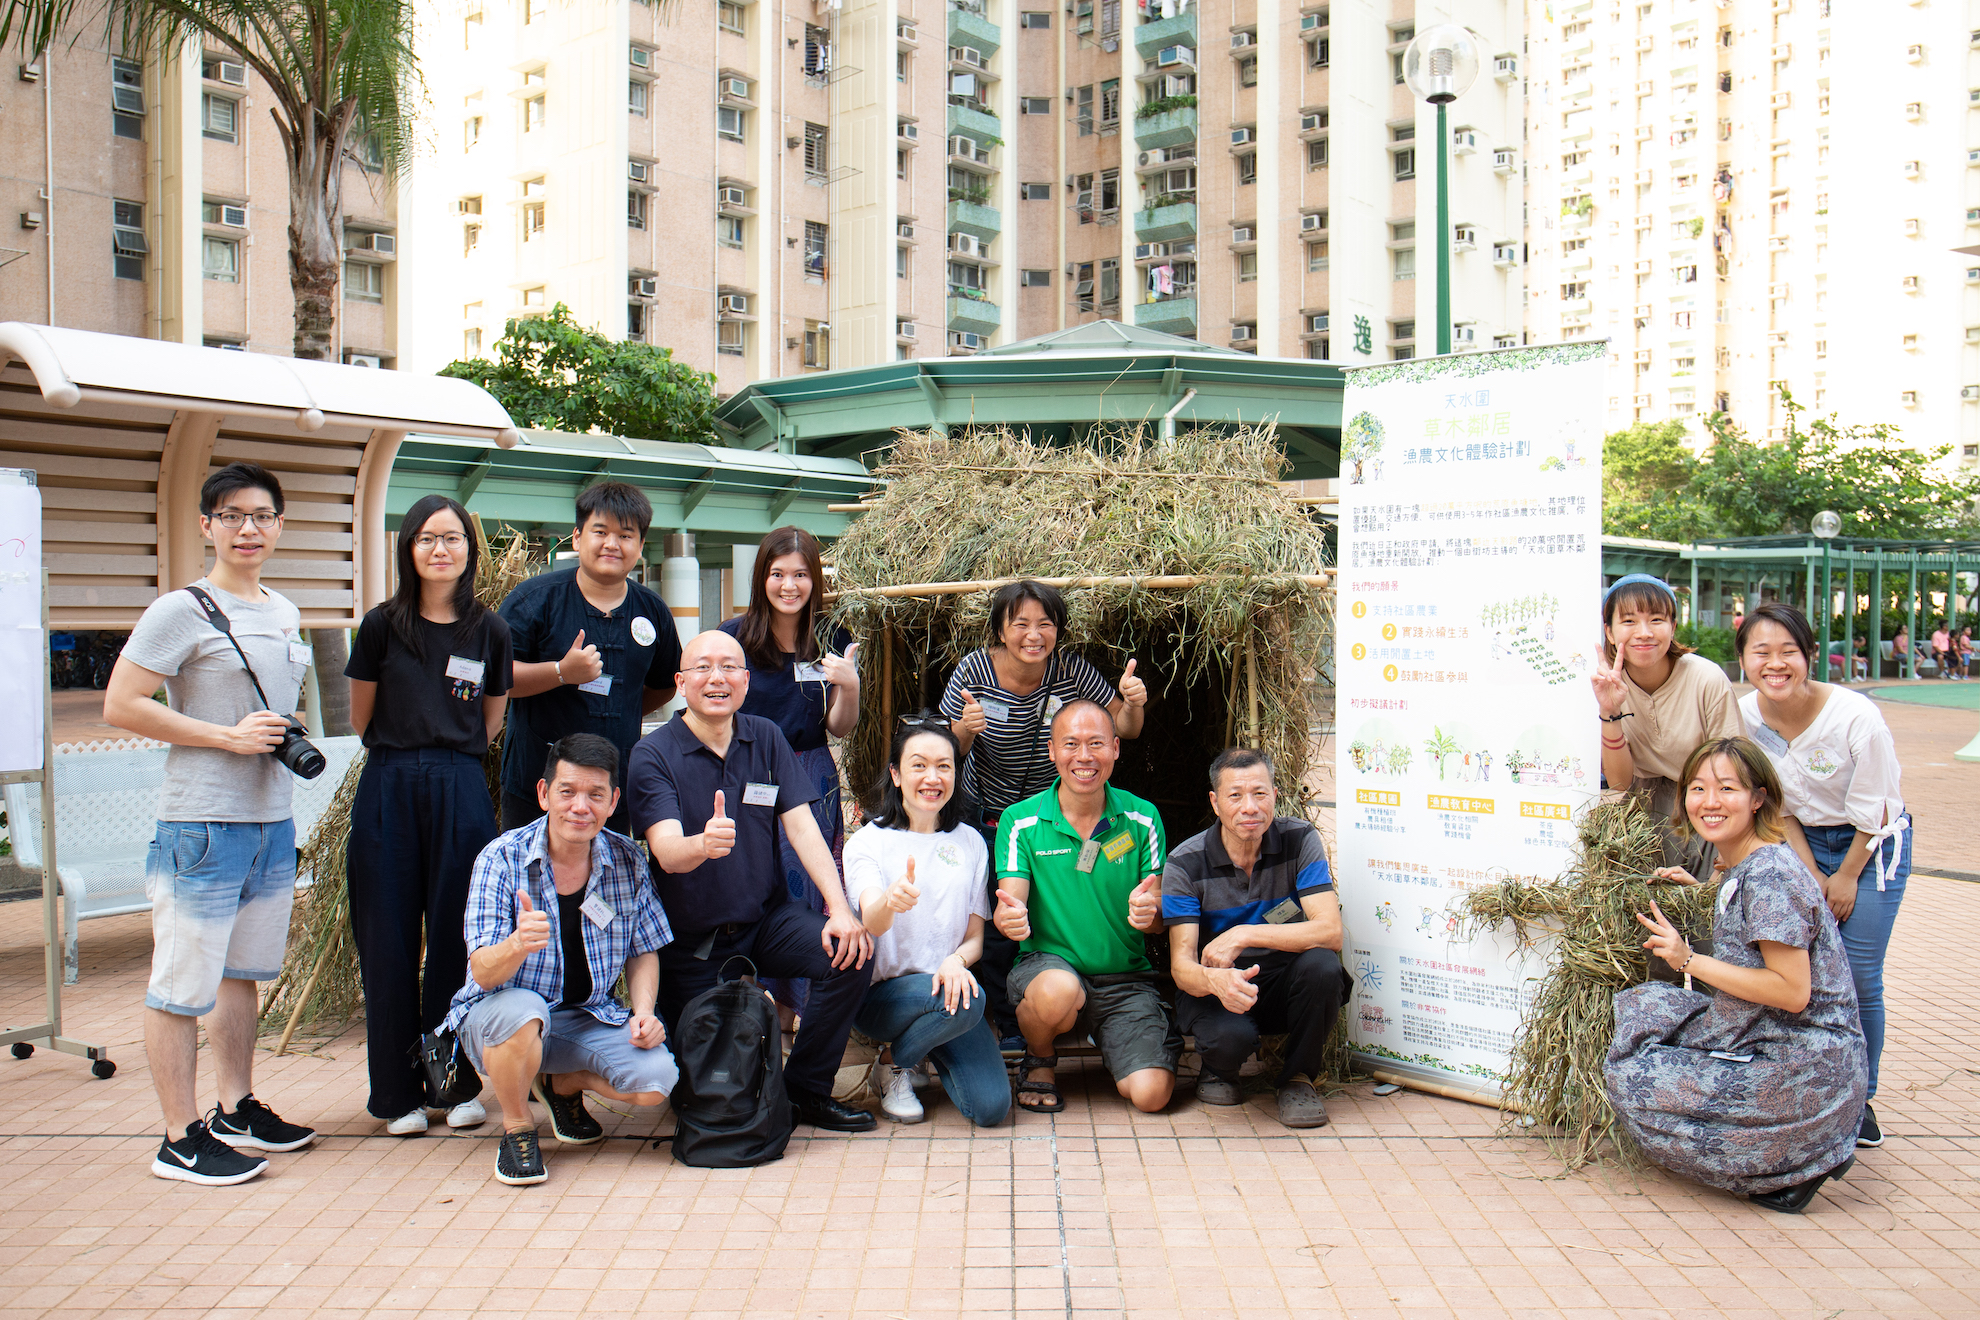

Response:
(183, 586), (279, 713)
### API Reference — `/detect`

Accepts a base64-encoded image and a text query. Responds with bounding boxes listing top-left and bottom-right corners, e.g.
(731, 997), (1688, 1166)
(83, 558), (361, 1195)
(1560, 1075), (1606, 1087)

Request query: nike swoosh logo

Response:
(168, 1147), (198, 1168)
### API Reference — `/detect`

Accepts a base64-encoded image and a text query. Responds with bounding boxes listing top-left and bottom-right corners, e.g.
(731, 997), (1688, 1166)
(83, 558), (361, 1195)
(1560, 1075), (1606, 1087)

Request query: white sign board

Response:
(1334, 344), (1606, 1099)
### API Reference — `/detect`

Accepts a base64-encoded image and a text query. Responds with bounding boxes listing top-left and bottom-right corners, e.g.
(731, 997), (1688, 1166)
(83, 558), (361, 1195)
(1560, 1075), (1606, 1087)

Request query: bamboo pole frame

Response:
(828, 571), (1335, 604)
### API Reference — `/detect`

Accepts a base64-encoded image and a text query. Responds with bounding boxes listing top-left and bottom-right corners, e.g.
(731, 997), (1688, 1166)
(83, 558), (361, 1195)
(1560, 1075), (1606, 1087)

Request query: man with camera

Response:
(106, 461), (323, 1185)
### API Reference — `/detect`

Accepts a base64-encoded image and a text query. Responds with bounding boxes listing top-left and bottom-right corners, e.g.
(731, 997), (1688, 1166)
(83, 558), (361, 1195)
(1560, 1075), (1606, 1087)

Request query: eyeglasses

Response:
(898, 713), (948, 729)
(413, 533), (469, 550)
(683, 663), (748, 678)
(211, 511), (280, 530)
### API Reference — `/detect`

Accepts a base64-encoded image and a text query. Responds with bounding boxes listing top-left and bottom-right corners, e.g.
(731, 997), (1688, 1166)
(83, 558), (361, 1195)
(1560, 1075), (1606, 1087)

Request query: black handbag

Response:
(416, 1030), (484, 1109)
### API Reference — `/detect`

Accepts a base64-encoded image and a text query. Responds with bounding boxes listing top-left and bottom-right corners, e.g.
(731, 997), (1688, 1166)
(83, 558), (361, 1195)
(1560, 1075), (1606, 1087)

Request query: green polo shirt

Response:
(993, 779), (1165, 976)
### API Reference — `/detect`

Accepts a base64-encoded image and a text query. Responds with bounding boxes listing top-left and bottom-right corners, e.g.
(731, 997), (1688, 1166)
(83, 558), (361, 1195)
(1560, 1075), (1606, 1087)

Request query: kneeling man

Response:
(993, 700), (1177, 1114)
(1164, 747), (1350, 1129)
(442, 733), (678, 1185)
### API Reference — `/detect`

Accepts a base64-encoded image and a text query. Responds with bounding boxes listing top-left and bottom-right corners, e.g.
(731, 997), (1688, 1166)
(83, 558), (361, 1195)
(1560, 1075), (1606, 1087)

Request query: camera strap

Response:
(183, 586), (280, 713)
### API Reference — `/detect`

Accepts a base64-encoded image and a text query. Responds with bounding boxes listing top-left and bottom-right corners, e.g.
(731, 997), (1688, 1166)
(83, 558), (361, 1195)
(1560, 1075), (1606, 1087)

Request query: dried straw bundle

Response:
(258, 523), (549, 1047)
(1459, 794), (1719, 1169)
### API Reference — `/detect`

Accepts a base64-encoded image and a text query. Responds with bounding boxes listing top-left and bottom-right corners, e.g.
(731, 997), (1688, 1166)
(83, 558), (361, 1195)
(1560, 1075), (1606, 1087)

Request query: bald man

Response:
(626, 631), (877, 1132)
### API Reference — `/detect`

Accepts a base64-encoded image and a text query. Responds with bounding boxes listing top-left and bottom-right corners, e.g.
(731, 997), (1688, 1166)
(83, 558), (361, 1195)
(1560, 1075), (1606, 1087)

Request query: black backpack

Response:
(668, 960), (793, 1167)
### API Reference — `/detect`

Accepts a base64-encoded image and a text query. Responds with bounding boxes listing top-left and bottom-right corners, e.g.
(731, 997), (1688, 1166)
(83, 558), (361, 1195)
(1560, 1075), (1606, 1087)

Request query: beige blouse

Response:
(1619, 651), (1744, 781)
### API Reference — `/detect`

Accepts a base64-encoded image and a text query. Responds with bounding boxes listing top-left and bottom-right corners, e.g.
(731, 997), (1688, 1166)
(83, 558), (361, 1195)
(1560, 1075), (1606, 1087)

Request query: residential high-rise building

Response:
(0, 35), (400, 361)
(1522, 0), (1977, 471)
(403, 0), (1528, 382)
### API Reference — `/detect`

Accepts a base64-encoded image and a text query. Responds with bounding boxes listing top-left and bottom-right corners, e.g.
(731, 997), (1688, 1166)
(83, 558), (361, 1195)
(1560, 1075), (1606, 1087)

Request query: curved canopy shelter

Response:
(0, 323), (520, 629)
(715, 321), (1346, 481)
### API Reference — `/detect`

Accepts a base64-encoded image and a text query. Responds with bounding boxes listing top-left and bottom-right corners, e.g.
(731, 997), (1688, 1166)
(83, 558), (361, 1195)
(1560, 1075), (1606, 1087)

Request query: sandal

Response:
(1015, 1054), (1064, 1113)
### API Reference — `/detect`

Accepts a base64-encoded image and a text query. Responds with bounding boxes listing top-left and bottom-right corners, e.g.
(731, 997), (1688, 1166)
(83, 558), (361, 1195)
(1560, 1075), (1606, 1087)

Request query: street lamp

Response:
(1813, 509), (1841, 673)
(1403, 25), (1481, 356)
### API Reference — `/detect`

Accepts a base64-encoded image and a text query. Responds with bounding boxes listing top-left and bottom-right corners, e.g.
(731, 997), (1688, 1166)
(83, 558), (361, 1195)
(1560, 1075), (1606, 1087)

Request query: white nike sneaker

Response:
(445, 1097), (487, 1129)
(385, 1107), (429, 1136)
(876, 1062), (925, 1124)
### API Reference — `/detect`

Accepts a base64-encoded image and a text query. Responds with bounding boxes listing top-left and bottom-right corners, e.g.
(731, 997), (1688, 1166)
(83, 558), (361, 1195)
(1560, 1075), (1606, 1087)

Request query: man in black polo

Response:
(627, 629), (877, 1132)
(1162, 746), (1349, 1129)
(498, 482), (683, 836)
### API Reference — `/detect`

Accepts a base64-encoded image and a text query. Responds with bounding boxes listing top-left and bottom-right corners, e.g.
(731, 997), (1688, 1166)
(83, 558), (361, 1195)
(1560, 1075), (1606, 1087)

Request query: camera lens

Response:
(276, 726), (328, 780)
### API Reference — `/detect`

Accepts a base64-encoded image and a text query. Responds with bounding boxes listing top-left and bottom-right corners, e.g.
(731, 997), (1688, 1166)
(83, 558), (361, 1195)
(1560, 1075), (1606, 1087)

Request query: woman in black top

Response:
(345, 495), (514, 1134)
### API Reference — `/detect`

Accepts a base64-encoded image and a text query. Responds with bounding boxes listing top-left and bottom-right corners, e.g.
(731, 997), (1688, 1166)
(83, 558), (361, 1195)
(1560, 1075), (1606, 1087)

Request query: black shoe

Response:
(1858, 1104), (1884, 1148)
(532, 1075), (604, 1145)
(210, 1095), (317, 1152)
(150, 1118), (269, 1185)
(1750, 1155), (1853, 1214)
(790, 1085), (878, 1132)
(494, 1129), (548, 1185)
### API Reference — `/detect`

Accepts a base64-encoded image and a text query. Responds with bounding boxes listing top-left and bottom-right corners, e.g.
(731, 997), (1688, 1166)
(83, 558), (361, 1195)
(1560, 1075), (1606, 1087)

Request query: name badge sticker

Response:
(445, 655), (487, 684)
(1100, 831), (1136, 863)
(579, 891), (616, 927)
(289, 642), (313, 666)
(978, 698), (1011, 723)
(793, 661), (828, 683)
(1075, 839), (1101, 873)
(1262, 897), (1303, 925)
(631, 615), (657, 647)
(743, 781), (779, 807)
(578, 674), (613, 696)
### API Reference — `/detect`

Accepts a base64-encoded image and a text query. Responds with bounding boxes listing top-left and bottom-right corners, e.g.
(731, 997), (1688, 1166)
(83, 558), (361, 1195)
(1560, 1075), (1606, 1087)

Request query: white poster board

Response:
(0, 473), (42, 773)
(1334, 344), (1606, 1100)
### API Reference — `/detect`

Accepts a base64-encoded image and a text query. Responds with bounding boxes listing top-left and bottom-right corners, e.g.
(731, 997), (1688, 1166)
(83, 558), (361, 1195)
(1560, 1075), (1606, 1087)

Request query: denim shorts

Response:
(460, 987), (679, 1098)
(145, 819), (297, 1017)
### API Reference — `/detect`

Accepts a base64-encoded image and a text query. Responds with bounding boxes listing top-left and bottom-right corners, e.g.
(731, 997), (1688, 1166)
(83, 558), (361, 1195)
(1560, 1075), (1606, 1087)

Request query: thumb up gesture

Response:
(883, 855), (922, 914)
(560, 628), (604, 686)
(1118, 658), (1148, 709)
(821, 642), (862, 689)
(514, 887), (551, 955)
(701, 790), (736, 860)
(955, 687), (987, 738)
(1127, 874), (1162, 931)
(993, 887), (1031, 941)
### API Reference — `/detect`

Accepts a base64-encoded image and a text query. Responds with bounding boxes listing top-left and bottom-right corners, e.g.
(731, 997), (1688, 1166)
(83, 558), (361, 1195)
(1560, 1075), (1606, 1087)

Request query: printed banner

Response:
(1334, 344), (1606, 1099)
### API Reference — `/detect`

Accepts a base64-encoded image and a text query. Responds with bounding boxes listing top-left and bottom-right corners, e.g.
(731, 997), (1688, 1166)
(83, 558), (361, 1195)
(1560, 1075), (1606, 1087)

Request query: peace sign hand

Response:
(1635, 899), (1690, 969)
(1590, 644), (1628, 720)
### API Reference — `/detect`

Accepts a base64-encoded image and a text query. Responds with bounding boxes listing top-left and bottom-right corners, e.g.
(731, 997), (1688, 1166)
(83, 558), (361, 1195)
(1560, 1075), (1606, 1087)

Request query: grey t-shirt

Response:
(121, 579), (307, 823)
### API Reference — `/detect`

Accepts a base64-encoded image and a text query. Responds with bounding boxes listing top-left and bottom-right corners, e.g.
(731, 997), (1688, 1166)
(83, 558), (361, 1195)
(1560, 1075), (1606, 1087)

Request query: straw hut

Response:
(825, 425), (1334, 848)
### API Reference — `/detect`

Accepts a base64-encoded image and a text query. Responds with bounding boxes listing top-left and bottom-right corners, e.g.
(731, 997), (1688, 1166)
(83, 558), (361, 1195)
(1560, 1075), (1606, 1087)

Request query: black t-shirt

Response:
(556, 887), (593, 1009)
(345, 607), (514, 755)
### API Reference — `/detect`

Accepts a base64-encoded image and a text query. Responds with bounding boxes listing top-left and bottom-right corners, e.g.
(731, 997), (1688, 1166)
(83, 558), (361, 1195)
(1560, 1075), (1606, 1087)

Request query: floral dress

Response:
(1604, 842), (1867, 1196)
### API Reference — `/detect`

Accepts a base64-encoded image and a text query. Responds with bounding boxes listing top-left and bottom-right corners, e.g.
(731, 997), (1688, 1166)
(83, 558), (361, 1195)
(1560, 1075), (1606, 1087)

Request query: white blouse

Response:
(1738, 686), (1904, 836)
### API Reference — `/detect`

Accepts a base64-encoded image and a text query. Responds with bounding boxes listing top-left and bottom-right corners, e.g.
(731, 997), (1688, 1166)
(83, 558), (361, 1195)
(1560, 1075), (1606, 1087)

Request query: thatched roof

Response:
(826, 426), (1334, 836)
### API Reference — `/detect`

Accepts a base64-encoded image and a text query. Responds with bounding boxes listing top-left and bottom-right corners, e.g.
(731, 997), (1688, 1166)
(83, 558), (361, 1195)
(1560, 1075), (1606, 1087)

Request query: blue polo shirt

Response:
(717, 617), (854, 754)
(627, 712), (818, 931)
(497, 567), (684, 801)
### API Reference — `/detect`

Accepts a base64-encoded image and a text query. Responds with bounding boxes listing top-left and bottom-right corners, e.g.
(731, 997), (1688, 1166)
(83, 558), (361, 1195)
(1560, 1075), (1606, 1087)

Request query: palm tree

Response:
(6, 0), (418, 361)
(1421, 727), (1461, 780)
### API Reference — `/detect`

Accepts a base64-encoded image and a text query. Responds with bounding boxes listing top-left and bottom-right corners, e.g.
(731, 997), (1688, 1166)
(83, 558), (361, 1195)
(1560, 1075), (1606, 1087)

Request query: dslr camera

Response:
(271, 716), (327, 779)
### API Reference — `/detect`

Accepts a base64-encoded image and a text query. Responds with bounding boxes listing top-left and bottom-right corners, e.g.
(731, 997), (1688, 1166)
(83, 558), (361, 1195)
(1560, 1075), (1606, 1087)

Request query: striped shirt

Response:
(443, 817), (674, 1032)
(939, 647), (1119, 814)
(1161, 817), (1333, 943)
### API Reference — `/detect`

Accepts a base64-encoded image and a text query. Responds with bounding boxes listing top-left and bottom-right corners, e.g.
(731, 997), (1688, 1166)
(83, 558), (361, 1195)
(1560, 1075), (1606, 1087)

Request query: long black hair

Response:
(734, 525), (829, 667)
(868, 715), (967, 833)
(386, 494), (487, 662)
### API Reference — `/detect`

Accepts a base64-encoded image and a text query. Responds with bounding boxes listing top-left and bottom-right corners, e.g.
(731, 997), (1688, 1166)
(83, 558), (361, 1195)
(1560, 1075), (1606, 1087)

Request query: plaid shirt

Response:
(443, 817), (673, 1033)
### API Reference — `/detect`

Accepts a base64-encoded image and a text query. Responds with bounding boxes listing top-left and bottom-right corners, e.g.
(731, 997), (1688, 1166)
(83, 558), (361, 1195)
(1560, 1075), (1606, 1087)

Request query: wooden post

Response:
(1246, 636), (1259, 745)
(1223, 645), (1241, 746)
(881, 623), (895, 730)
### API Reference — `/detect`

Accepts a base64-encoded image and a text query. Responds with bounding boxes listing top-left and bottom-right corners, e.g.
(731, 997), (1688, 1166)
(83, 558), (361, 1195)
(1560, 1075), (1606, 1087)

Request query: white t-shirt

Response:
(1738, 686), (1903, 833)
(843, 820), (991, 984)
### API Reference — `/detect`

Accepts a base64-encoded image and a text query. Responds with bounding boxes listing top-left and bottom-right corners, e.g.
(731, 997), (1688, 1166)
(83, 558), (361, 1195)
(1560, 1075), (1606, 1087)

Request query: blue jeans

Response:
(1804, 821), (1910, 1100)
(855, 973), (1011, 1127)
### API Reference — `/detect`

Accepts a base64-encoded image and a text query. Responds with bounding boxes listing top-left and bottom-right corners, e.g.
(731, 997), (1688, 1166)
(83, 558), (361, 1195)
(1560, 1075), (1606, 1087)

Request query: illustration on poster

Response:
(1344, 411), (1385, 485)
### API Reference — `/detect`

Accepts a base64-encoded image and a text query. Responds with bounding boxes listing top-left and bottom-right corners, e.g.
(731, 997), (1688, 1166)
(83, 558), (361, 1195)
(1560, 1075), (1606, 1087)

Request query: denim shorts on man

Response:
(145, 819), (297, 1016)
(461, 987), (680, 1098)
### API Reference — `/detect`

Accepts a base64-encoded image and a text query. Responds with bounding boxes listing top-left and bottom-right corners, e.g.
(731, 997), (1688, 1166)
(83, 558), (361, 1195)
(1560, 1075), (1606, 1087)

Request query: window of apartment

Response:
(627, 303), (647, 341)
(1311, 38), (1329, 68)
(1394, 148), (1415, 180)
(1239, 57), (1257, 87)
(1237, 153), (1257, 185)
(463, 223), (481, 255)
(1074, 171), (1094, 217)
(344, 260), (383, 302)
(803, 221), (828, 276)
(1073, 261), (1094, 309)
(1020, 10), (1050, 26)
(898, 51), (907, 82)
(718, 0), (745, 34)
(803, 321), (830, 368)
(804, 122), (828, 175)
(112, 56), (144, 139)
(948, 260), (987, 292)
(522, 286), (547, 308)
(111, 200), (146, 279)
(525, 0), (546, 22)
(1306, 338), (1329, 360)
(1021, 97), (1052, 115)
(1021, 268), (1051, 286)
(897, 245), (908, 278)
(464, 8), (482, 46)
(1021, 182), (1051, 201)
(523, 93), (545, 133)
(464, 327), (483, 356)
(1560, 281), (1588, 299)
(1099, 0), (1120, 36)
(629, 80), (648, 115)
(803, 24), (831, 76)
(897, 149), (908, 179)
(1392, 317), (1415, 345)
(1236, 251), (1258, 283)
(522, 178), (546, 239)
(1076, 85), (1093, 136)
(628, 190), (648, 230)
(1099, 79), (1120, 126)
(1098, 169), (1119, 213)
(201, 93), (237, 143)
(1098, 258), (1120, 306)
(201, 235), (238, 282)
(1307, 240), (1329, 271)
(717, 321), (744, 355)
(464, 114), (483, 150)
(1307, 139), (1328, 169)
(718, 106), (745, 141)
(1392, 247), (1415, 280)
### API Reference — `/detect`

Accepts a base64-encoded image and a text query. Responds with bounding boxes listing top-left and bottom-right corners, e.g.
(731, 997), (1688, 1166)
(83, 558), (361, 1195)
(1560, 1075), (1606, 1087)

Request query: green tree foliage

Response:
(1604, 392), (1980, 541)
(441, 304), (719, 444)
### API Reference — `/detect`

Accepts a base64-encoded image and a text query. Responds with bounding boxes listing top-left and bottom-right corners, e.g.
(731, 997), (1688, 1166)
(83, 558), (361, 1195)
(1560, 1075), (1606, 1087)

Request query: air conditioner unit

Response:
(1633, 349), (1652, 363)
(1156, 45), (1196, 68)
(1903, 161), (1921, 178)
(949, 330), (982, 350)
(112, 86), (144, 113)
(897, 222), (914, 239)
(722, 76), (750, 98)
(1300, 112), (1325, 133)
(1134, 243), (1157, 259)
(1967, 326), (1980, 342)
(1635, 169), (1653, 185)
(1494, 55), (1517, 80)
(1634, 394), (1653, 407)
(628, 162), (649, 183)
(1231, 226), (1254, 243)
(1634, 80), (1653, 95)
(719, 186), (747, 207)
(1902, 275), (1920, 291)
(1906, 43), (1924, 62)
(1300, 213), (1325, 232)
(218, 204), (247, 228)
(1230, 324), (1254, 341)
(1300, 13), (1325, 31)
(1231, 31), (1255, 48)
(949, 232), (981, 256)
(1968, 267), (1980, 283)
(956, 46), (983, 67)
(1636, 36), (1653, 51)
(1492, 149), (1515, 173)
(347, 354), (381, 368)
(1309, 314), (1329, 333)
(351, 232), (396, 255)
(899, 121), (919, 140)
(1900, 390), (1919, 405)
(1635, 259), (1653, 273)
(1767, 331), (1788, 345)
(1963, 386), (1980, 400)
(1452, 130), (1476, 154)
(1492, 242), (1518, 265)
(1770, 91), (1790, 108)
(719, 294), (749, 313)
(17, 61), (40, 81)
(1453, 226), (1476, 249)
(1453, 325), (1476, 344)
(950, 134), (974, 155)
(1230, 127), (1254, 146)
(628, 276), (657, 297)
(897, 20), (917, 41)
(629, 46), (650, 68)
(212, 59), (247, 86)
(1137, 150), (1161, 168)
(1968, 208), (1980, 224)
(898, 320), (917, 339)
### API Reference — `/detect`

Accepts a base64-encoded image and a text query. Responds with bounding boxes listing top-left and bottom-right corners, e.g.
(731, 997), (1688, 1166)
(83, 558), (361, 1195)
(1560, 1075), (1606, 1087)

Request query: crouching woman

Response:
(1604, 736), (1867, 1214)
(844, 719), (1010, 1127)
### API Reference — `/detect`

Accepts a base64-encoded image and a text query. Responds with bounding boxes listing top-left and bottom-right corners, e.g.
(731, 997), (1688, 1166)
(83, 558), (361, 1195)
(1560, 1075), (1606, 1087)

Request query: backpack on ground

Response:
(668, 960), (793, 1167)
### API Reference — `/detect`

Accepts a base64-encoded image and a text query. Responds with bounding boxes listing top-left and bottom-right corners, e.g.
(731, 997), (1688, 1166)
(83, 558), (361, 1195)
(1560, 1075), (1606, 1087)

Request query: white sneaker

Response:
(445, 1097), (487, 1129)
(384, 1107), (428, 1136)
(876, 1063), (925, 1124)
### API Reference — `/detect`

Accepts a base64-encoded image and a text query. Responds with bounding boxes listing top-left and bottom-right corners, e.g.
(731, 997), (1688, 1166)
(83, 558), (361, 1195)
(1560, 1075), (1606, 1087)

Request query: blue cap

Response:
(1603, 573), (1678, 607)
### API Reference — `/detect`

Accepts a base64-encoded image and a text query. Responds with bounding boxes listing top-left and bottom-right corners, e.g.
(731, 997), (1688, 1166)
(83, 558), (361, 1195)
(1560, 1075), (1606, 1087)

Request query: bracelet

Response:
(1678, 949), (1695, 975)
(554, 658), (565, 685)
(1601, 736), (1627, 749)
(1599, 712), (1635, 723)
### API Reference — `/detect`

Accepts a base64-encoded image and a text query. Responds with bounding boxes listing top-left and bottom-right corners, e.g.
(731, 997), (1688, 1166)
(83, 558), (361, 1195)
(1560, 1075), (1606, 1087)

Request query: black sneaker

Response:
(1858, 1103), (1884, 1148)
(210, 1095), (318, 1152)
(532, 1075), (603, 1145)
(151, 1118), (269, 1186)
(494, 1129), (548, 1186)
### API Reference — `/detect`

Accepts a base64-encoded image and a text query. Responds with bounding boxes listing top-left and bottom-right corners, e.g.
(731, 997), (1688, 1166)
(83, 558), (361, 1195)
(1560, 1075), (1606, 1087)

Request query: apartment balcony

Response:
(948, 103), (1001, 143)
(1134, 296), (1197, 335)
(1560, 208), (1592, 231)
(1135, 201), (1197, 243)
(1134, 10), (1197, 59)
(947, 198), (1002, 242)
(1134, 104), (1198, 151)
(947, 293), (1001, 337)
(948, 6), (1001, 58)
